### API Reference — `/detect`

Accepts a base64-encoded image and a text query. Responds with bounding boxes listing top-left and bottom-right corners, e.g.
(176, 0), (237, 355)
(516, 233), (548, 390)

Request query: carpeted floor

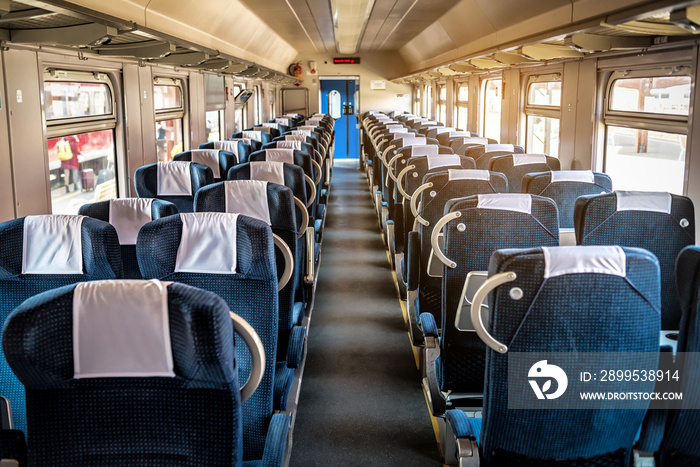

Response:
(289, 160), (442, 466)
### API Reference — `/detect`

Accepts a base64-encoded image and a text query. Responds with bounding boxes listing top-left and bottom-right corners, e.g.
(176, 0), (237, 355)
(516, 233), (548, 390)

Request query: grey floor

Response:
(289, 160), (442, 466)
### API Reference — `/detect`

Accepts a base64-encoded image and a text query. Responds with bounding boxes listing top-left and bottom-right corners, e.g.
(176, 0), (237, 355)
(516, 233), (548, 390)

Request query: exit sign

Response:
(333, 57), (360, 64)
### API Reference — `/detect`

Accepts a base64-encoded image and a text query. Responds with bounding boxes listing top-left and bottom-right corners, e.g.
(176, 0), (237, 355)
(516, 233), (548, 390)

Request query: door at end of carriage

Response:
(320, 77), (359, 158)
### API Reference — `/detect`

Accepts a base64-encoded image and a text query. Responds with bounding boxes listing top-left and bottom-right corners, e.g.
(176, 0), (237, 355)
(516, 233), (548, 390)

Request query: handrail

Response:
(410, 182), (433, 227)
(470, 272), (517, 353)
(272, 234), (293, 291)
(229, 311), (265, 402)
(431, 211), (461, 269)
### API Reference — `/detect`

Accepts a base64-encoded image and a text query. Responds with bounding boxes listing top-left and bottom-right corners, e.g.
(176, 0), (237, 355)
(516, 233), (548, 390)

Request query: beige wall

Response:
(292, 53), (413, 115)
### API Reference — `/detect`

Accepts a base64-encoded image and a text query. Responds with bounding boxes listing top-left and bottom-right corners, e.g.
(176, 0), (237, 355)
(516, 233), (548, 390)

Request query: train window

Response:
(455, 82), (468, 130)
(425, 84), (432, 119)
(43, 70), (118, 215)
(414, 87), (421, 115)
(233, 83), (246, 132)
(482, 78), (502, 141)
(205, 74), (225, 142)
(154, 77), (185, 161)
(254, 85), (263, 125)
(604, 68), (691, 194)
(437, 84), (447, 124)
(525, 74), (561, 158)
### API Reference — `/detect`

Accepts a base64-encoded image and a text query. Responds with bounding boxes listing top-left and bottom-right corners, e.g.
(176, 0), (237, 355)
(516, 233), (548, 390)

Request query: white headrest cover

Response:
(477, 194), (532, 214)
(277, 140), (302, 150)
(448, 131), (470, 137)
(285, 135), (306, 142)
(73, 279), (175, 378)
(250, 161), (285, 185)
(229, 137), (252, 146)
(460, 137), (489, 145)
(400, 137), (427, 146)
(257, 126), (272, 134)
(157, 161), (192, 196)
(224, 180), (271, 225)
(265, 148), (295, 164)
(616, 191), (672, 214)
(448, 169), (490, 181)
(299, 126), (319, 132)
(22, 215), (85, 274)
(109, 198), (153, 245)
(263, 122), (279, 129)
(242, 130), (263, 142)
(306, 118), (322, 125)
(435, 127), (454, 134)
(175, 213), (239, 274)
(551, 170), (595, 183)
(427, 154), (461, 170)
(485, 144), (514, 152)
(191, 149), (221, 178)
(387, 125), (405, 132)
(513, 154), (547, 166)
(276, 118), (290, 126)
(410, 145), (439, 157)
(542, 245), (626, 279)
(292, 130), (312, 137)
(213, 140), (240, 157)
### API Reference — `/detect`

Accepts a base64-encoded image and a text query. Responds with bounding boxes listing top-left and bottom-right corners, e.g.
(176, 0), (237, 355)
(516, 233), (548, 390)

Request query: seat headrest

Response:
(485, 144), (514, 152)
(242, 130), (263, 142)
(250, 161), (286, 185)
(275, 118), (290, 126)
(228, 137), (252, 146)
(213, 140), (239, 156)
(513, 154), (547, 166)
(410, 145), (439, 156)
(191, 149), (221, 178)
(285, 135), (306, 142)
(551, 170), (595, 183)
(397, 136), (426, 146)
(448, 169), (490, 181)
(22, 215), (85, 274)
(109, 198), (153, 245)
(224, 180), (271, 225)
(427, 154), (461, 170)
(276, 140), (301, 150)
(542, 245), (626, 279)
(157, 161), (192, 196)
(387, 125), (406, 132)
(73, 279), (175, 378)
(175, 213), (239, 274)
(262, 122), (279, 129)
(616, 191), (672, 214)
(264, 148), (294, 164)
(291, 129), (312, 137)
(477, 193), (532, 214)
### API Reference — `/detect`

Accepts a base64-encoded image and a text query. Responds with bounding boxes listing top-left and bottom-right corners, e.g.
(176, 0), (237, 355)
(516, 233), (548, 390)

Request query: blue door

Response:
(321, 78), (359, 158)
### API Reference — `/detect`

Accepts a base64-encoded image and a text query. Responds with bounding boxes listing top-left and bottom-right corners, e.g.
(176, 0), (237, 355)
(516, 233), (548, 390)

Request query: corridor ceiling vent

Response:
(331, 0), (375, 54)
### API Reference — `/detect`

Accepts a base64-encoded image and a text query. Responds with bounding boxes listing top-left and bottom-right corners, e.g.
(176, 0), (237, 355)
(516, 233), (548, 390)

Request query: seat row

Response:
(0, 112), (334, 465)
(361, 111), (698, 466)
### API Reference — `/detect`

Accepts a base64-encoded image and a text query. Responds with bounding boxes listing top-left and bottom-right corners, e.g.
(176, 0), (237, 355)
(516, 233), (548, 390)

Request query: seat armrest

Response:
(261, 413), (291, 467)
(421, 312), (446, 416)
(420, 312), (439, 338)
(407, 231), (420, 290)
(444, 410), (481, 466)
(393, 203), (404, 254)
(286, 325), (306, 369)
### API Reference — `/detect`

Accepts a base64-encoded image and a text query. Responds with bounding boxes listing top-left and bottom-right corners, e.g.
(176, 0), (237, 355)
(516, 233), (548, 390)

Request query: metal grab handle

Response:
(304, 226), (315, 285)
(294, 197), (309, 239)
(314, 149), (323, 165)
(272, 234), (293, 292)
(382, 145), (396, 168)
(470, 272), (517, 353)
(230, 311), (265, 402)
(396, 164), (415, 200)
(376, 139), (388, 163)
(387, 153), (403, 182)
(410, 182), (433, 227)
(304, 174), (317, 208)
(312, 159), (323, 185)
(431, 211), (461, 269)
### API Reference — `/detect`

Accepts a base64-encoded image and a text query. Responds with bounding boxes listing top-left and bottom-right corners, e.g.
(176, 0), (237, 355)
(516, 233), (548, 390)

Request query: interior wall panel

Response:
(122, 63), (144, 195)
(138, 66), (157, 167)
(560, 61), (581, 170)
(573, 59), (597, 170)
(0, 51), (16, 221)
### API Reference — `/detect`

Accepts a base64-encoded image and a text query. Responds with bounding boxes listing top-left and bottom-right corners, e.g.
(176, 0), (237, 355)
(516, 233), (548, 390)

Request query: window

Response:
(525, 74), (561, 158)
(455, 82), (469, 130)
(482, 78), (502, 142)
(205, 74), (225, 142)
(254, 85), (263, 125)
(425, 84), (433, 119)
(603, 69), (691, 194)
(437, 84), (447, 124)
(233, 83), (246, 132)
(414, 86), (421, 115)
(154, 77), (185, 161)
(43, 70), (118, 214)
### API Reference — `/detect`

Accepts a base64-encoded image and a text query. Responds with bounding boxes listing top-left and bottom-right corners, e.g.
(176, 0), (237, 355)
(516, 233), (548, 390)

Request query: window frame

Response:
(454, 80), (469, 130)
(437, 82), (447, 124)
(480, 75), (503, 141)
(524, 73), (562, 156)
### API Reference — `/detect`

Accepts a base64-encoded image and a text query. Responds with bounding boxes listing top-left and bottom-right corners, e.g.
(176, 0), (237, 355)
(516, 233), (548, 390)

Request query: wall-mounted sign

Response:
(333, 57), (360, 64)
(370, 80), (386, 91)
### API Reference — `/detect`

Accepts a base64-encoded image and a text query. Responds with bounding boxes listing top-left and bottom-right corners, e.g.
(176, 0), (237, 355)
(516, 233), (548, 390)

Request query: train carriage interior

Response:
(0, 0), (699, 465)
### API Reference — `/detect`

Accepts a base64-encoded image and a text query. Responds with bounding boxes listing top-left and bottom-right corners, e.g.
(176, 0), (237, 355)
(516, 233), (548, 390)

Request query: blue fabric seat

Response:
(488, 153), (561, 193)
(446, 246), (661, 466)
(199, 140), (253, 164)
(0, 215), (122, 433)
(137, 213), (290, 464)
(522, 171), (612, 228)
(574, 191), (695, 329)
(466, 144), (525, 169)
(232, 130), (272, 149)
(3, 280), (272, 466)
(134, 161), (213, 213)
(173, 149), (237, 182)
(79, 198), (178, 278)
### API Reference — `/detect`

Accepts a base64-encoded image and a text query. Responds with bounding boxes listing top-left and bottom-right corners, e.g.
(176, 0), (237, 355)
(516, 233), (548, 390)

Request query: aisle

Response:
(290, 160), (441, 466)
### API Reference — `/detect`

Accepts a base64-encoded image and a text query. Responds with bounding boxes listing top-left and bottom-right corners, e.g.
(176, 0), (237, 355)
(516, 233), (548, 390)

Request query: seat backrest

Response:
(79, 198), (178, 278)
(439, 194), (559, 393)
(660, 245), (700, 464)
(228, 161), (308, 213)
(134, 161), (213, 213)
(467, 144), (525, 169)
(0, 215), (122, 432)
(575, 191), (695, 329)
(479, 246), (660, 465)
(489, 154), (561, 192)
(238, 129), (272, 146)
(3, 280), (245, 466)
(426, 127), (455, 139)
(254, 124), (281, 139)
(437, 131), (472, 146)
(248, 149), (316, 187)
(522, 171), (612, 228)
(402, 154), (477, 200)
(137, 213), (277, 461)
(173, 149), (237, 182)
(264, 140), (314, 158)
(199, 140), (253, 164)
